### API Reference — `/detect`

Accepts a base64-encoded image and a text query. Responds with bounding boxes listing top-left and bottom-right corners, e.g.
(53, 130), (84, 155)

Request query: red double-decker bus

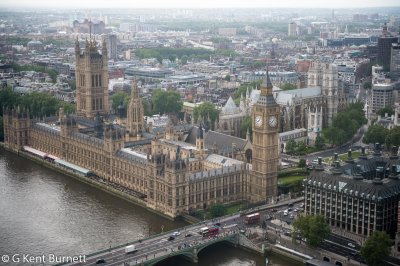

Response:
(245, 212), (260, 225)
(202, 227), (219, 237)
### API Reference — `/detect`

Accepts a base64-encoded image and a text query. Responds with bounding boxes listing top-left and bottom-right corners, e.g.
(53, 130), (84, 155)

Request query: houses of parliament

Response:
(3, 39), (280, 218)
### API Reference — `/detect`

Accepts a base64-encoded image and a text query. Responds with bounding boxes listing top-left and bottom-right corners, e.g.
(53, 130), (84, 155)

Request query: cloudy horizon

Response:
(0, 0), (399, 9)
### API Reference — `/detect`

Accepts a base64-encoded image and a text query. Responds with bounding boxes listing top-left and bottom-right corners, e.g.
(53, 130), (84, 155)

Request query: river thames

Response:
(0, 148), (297, 266)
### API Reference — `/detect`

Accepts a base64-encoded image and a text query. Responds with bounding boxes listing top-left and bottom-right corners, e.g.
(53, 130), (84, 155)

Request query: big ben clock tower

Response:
(250, 70), (279, 203)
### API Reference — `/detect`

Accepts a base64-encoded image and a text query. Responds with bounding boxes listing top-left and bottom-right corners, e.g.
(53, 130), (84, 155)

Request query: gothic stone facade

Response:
(3, 73), (279, 218)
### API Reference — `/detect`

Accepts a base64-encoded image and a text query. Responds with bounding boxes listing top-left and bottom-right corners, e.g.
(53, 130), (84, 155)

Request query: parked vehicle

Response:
(125, 245), (138, 254)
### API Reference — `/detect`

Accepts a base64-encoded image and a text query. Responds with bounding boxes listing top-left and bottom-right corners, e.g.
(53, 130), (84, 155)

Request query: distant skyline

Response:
(0, 0), (399, 9)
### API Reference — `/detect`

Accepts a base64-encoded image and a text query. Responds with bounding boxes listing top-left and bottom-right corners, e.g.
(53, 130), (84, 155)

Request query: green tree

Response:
(298, 159), (306, 168)
(111, 91), (130, 112)
(240, 116), (252, 140)
(315, 135), (325, 149)
(296, 141), (307, 155)
(361, 231), (392, 266)
(233, 80), (261, 103)
(323, 103), (366, 146)
(0, 116), (3, 142)
(209, 204), (227, 218)
(285, 139), (297, 155)
(292, 215), (330, 248)
(0, 87), (20, 116)
(363, 124), (389, 145)
(385, 126), (400, 147)
(68, 79), (76, 90)
(152, 89), (183, 115)
(363, 81), (372, 89)
(11, 62), (59, 83)
(225, 74), (231, 82)
(0, 88), (75, 118)
(156, 55), (163, 64)
(280, 83), (296, 90)
(142, 99), (151, 116)
(377, 106), (394, 117)
(19, 92), (59, 117)
(181, 55), (188, 65)
(193, 102), (219, 130)
(58, 101), (76, 115)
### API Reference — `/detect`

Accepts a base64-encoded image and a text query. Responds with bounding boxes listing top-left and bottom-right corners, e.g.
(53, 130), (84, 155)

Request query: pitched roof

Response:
(186, 126), (248, 153)
(221, 96), (240, 115)
(275, 87), (322, 105)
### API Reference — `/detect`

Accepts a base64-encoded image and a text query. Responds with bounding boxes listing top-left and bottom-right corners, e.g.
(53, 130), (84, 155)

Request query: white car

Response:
(348, 243), (356, 248)
(172, 231), (181, 236)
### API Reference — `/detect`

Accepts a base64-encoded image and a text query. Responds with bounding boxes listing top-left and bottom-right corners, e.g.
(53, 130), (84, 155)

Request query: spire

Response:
(197, 124), (204, 139)
(261, 68), (273, 96)
(75, 37), (80, 56)
(246, 128), (250, 141)
(131, 78), (139, 99)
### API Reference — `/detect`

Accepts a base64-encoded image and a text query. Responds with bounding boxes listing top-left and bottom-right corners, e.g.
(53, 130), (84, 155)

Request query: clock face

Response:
(255, 115), (262, 127)
(268, 116), (277, 127)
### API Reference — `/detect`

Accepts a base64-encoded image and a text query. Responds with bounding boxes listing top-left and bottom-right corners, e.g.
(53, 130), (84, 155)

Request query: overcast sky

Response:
(0, 0), (399, 9)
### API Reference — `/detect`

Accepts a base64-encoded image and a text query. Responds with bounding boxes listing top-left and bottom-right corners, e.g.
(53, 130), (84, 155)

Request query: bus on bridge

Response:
(202, 227), (219, 237)
(244, 213), (260, 225)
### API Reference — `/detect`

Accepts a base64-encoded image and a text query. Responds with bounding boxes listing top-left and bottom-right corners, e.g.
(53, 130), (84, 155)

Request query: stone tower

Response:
(307, 61), (324, 87)
(75, 38), (110, 119)
(127, 79), (144, 139)
(307, 106), (323, 145)
(308, 61), (338, 127)
(3, 106), (31, 151)
(323, 64), (338, 126)
(251, 70), (280, 203)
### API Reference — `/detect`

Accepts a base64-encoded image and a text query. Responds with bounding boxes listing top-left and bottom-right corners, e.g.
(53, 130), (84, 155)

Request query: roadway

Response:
(69, 198), (303, 266)
(71, 218), (239, 266)
(70, 196), (400, 266)
(281, 124), (368, 165)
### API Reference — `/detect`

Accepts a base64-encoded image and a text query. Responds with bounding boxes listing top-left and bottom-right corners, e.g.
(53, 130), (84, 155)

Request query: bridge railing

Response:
(142, 233), (239, 265)
(59, 197), (304, 265)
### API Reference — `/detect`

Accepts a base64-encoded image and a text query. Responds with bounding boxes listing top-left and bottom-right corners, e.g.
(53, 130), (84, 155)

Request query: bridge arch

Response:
(196, 238), (237, 255)
(148, 251), (193, 266)
(145, 234), (238, 266)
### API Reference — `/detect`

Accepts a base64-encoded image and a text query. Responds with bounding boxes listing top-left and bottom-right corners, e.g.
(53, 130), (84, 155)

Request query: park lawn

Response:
(226, 202), (245, 215)
(323, 151), (362, 165)
(278, 175), (306, 186)
(339, 151), (361, 161)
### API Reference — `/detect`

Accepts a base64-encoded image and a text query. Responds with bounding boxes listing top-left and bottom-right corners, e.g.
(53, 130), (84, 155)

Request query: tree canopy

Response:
(377, 106), (394, 117)
(193, 102), (219, 130)
(111, 91), (130, 112)
(385, 126), (400, 147)
(0, 88), (76, 138)
(209, 204), (227, 218)
(135, 48), (213, 62)
(0, 116), (3, 142)
(363, 124), (389, 145)
(0, 88), (75, 117)
(11, 62), (59, 83)
(0, 87), (19, 116)
(233, 79), (262, 105)
(323, 103), (367, 146)
(361, 231), (392, 266)
(280, 83), (296, 90)
(292, 215), (330, 248)
(285, 140), (309, 155)
(314, 135), (325, 149)
(240, 115), (252, 140)
(152, 89), (182, 115)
